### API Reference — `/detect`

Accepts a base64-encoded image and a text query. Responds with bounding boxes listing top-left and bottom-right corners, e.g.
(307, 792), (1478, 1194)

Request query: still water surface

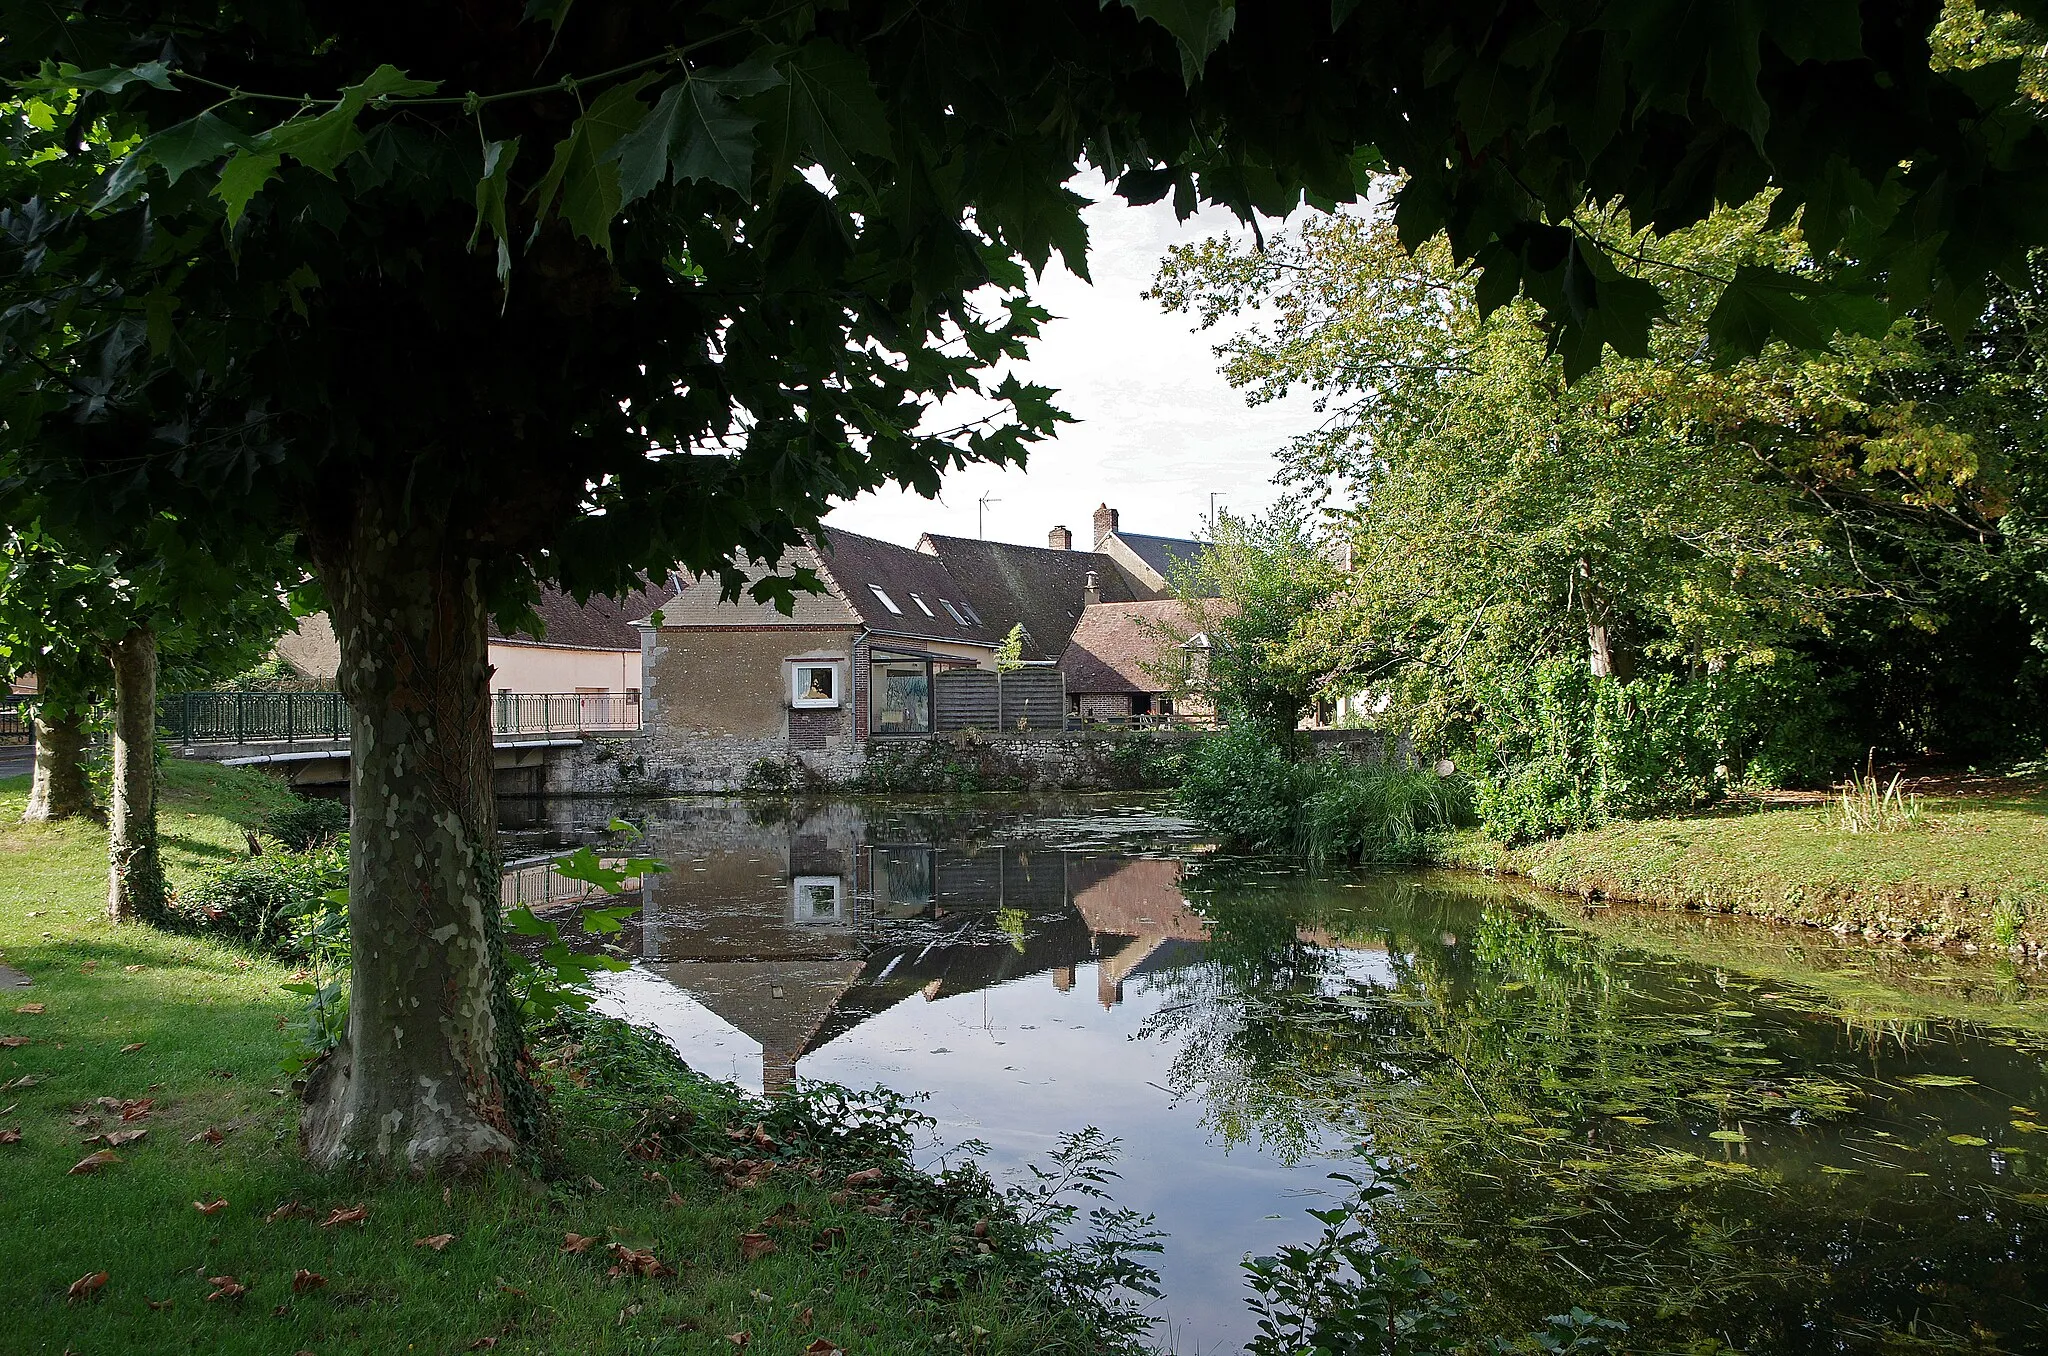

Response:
(502, 796), (2048, 1354)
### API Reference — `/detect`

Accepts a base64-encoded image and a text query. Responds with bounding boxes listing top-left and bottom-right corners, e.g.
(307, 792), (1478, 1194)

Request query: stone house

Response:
(641, 510), (1212, 780)
(1058, 598), (1216, 725)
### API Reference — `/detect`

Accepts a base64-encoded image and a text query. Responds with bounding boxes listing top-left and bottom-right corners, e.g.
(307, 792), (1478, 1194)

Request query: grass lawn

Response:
(0, 761), (1125, 1355)
(1440, 781), (2048, 951)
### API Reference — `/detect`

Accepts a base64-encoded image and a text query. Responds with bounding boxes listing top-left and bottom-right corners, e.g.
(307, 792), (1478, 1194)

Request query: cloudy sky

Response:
(823, 176), (1320, 549)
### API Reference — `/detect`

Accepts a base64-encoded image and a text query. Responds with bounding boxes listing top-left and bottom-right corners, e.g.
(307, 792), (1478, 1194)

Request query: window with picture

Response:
(791, 875), (844, 924)
(790, 661), (842, 708)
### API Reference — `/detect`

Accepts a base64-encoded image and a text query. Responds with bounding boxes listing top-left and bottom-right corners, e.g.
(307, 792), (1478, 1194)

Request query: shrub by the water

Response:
(172, 837), (349, 959)
(262, 793), (349, 849)
(1179, 726), (1469, 864)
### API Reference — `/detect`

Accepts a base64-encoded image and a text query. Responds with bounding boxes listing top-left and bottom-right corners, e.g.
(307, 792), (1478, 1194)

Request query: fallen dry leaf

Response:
(805, 1341), (844, 1356)
(810, 1226), (845, 1253)
(0, 1128), (19, 1145)
(119, 1042), (145, 1054)
(416, 1233), (457, 1251)
(725, 1333), (751, 1348)
(1, 1075), (39, 1091)
(265, 1200), (310, 1224)
(146, 1298), (172, 1311)
(69, 1148), (119, 1175)
(291, 1269), (326, 1293)
(194, 1199), (228, 1215)
(271, 1303), (290, 1317)
(15, 1003), (43, 1014)
(320, 1204), (367, 1228)
(103, 1128), (147, 1147)
(120, 1098), (154, 1121)
(496, 1281), (526, 1297)
(0, 1036), (30, 1048)
(81, 960), (98, 973)
(204, 1275), (246, 1302)
(842, 1166), (884, 1186)
(798, 1306), (813, 1328)
(191, 1127), (226, 1147)
(738, 1232), (777, 1263)
(123, 964), (145, 972)
(66, 1271), (108, 1303)
(467, 1340), (500, 1351)
(561, 1232), (598, 1254)
(662, 1192), (685, 1209)
(606, 1243), (674, 1279)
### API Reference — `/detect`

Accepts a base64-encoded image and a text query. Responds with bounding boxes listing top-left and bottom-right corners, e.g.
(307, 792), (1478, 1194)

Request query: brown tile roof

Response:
(492, 578), (676, 651)
(813, 527), (1004, 647)
(918, 535), (1136, 660)
(1058, 599), (1202, 694)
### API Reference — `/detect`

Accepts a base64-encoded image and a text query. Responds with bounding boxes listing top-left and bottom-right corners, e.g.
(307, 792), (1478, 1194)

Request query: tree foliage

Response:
(1155, 187), (2038, 807)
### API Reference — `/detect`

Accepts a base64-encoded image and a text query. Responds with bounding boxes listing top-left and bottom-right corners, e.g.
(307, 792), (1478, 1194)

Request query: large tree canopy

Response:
(6, 0), (2048, 1172)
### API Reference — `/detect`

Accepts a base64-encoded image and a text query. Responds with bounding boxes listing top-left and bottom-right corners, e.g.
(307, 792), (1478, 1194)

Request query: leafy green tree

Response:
(0, 519), (295, 910)
(7, 1), (2048, 1172)
(1154, 192), (2021, 797)
(1168, 506), (1343, 740)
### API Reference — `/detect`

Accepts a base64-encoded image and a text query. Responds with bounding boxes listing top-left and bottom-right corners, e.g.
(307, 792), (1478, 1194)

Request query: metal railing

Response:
(158, 689), (641, 745)
(0, 698), (31, 747)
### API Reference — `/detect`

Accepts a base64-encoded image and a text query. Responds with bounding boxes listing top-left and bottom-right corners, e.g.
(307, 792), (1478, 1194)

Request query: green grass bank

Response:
(0, 762), (1137, 1355)
(1438, 783), (2048, 954)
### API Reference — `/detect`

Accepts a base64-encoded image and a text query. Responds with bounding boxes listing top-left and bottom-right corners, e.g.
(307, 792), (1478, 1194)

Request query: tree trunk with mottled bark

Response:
(300, 491), (517, 1172)
(22, 710), (93, 823)
(106, 628), (164, 921)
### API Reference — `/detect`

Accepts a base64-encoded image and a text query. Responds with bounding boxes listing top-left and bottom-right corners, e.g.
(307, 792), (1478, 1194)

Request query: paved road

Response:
(0, 744), (30, 779)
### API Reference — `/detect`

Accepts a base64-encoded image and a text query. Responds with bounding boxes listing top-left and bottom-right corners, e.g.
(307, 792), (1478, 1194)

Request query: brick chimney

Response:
(1048, 525), (1072, 550)
(1083, 569), (1102, 606)
(1092, 503), (1118, 547)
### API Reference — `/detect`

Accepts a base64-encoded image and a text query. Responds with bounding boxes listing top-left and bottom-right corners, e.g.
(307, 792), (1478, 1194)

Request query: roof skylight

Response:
(868, 585), (903, 615)
(908, 592), (935, 617)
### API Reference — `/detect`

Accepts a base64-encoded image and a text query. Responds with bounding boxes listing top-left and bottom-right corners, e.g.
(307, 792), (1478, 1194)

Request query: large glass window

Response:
(870, 659), (931, 735)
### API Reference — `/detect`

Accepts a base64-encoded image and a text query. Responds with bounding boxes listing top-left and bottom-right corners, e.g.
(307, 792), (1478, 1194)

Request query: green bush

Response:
(262, 794), (349, 849)
(1466, 658), (1855, 845)
(172, 838), (349, 959)
(1179, 726), (1468, 864)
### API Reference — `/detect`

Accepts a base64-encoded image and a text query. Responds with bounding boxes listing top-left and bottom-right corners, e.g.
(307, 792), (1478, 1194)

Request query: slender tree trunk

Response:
(22, 710), (93, 823)
(300, 492), (517, 1172)
(106, 628), (164, 922)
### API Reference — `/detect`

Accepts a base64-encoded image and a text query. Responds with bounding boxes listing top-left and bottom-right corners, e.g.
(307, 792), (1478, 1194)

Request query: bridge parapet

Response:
(160, 689), (640, 746)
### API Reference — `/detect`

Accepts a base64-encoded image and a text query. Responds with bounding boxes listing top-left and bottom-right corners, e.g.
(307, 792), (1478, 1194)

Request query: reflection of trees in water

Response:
(1153, 871), (2048, 1353)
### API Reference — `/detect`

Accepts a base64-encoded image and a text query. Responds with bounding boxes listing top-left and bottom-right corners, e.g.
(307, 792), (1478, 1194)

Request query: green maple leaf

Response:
(213, 149), (282, 227)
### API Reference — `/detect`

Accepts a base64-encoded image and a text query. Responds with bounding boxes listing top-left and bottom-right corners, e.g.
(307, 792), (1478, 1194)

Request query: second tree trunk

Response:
(106, 627), (163, 922)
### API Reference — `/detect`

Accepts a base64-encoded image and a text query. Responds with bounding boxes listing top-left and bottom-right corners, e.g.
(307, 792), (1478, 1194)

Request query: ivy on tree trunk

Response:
(23, 710), (93, 823)
(106, 627), (163, 921)
(300, 489), (517, 1172)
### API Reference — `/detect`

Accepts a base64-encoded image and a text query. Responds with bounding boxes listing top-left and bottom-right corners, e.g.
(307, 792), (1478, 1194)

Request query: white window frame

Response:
(908, 591), (935, 617)
(791, 875), (845, 925)
(789, 660), (843, 709)
(868, 584), (903, 615)
(939, 598), (970, 626)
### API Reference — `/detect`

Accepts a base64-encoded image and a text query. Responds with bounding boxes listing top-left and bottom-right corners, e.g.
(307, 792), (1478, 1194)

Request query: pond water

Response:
(501, 796), (2048, 1354)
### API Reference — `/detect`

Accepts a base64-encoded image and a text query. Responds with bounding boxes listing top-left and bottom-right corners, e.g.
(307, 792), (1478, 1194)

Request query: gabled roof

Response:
(491, 578), (677, 651)
(661, 545), (862, 627)
(1111, 531), (1210, 591)
(917, 534), (1136, 661)
(1058, 599), (1202, 694)
(814, 527), (1005, 646)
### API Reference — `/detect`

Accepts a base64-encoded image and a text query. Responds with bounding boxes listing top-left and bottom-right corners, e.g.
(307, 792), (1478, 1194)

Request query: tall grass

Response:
(1179, 726), (1471, 865)
(1834, 756), (1923, 834)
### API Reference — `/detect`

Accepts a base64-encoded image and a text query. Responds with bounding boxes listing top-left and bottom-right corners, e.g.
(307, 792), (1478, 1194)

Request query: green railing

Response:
(159, 690), (641, 745)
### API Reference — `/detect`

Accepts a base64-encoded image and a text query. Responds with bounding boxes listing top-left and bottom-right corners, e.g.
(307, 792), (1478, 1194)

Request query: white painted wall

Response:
(487, 642), (640, 694)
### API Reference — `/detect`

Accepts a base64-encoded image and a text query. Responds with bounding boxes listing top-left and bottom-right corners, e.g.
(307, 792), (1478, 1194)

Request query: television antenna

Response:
(978, 492), (1001, 539)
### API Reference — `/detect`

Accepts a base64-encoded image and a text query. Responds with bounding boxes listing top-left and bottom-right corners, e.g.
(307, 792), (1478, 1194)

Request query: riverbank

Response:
(1437, 779), (2048, 955)
(0, 764), (1140, 1354)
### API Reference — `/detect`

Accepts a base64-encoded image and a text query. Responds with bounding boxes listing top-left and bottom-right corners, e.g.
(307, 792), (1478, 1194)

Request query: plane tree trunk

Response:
(106, 627), (164, 921)
(23, 710), (93, 823)
(300, 488), (517, 1172)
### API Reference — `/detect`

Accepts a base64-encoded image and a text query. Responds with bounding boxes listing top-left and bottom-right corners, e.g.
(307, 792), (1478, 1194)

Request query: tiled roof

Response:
(492, 578), (676, 650)
(918, 535), (1136, 660)
(660, 546), (862, 626)
(1112, 531), (1210, 590)
(813, 527), (1004, 646)
(1058, 599), (1202, 694)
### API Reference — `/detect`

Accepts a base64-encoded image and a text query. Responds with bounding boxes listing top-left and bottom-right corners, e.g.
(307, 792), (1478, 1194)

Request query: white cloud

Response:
(825, 175), (1316, 548)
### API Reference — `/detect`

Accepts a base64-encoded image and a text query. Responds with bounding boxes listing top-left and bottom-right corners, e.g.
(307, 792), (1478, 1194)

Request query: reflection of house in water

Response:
(630, 803), (1222, 1094)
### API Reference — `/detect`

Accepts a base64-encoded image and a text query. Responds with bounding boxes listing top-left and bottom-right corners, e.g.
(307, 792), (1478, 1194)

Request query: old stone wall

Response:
(542, 726), (1202, 795)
